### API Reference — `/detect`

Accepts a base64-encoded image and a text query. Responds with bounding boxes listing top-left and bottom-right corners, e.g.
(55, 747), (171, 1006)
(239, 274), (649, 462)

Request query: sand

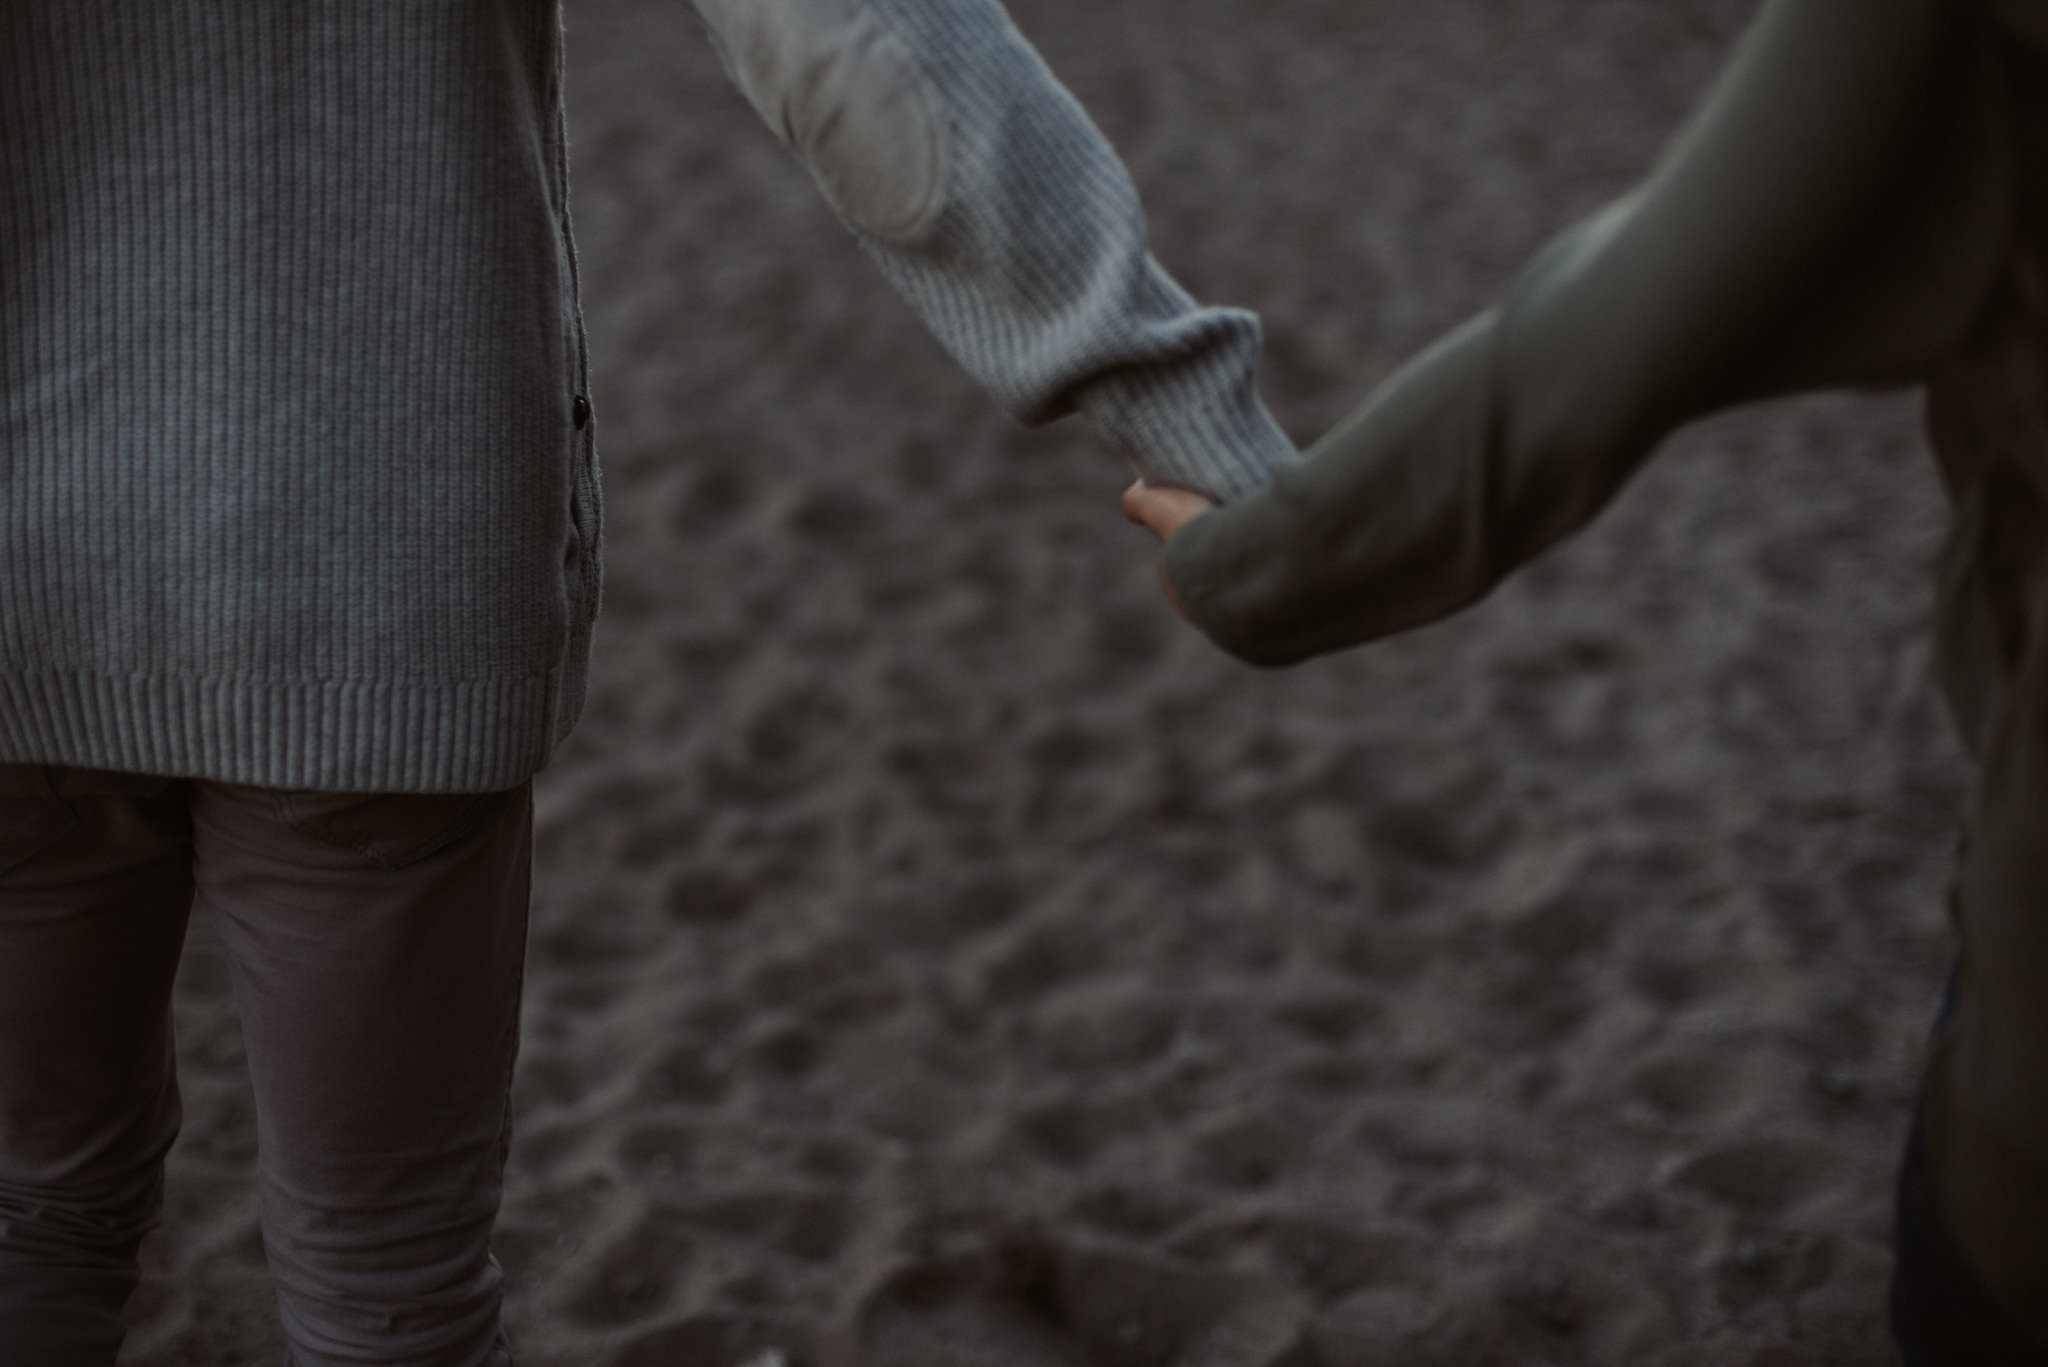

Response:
(117, 0), (1965, 1362)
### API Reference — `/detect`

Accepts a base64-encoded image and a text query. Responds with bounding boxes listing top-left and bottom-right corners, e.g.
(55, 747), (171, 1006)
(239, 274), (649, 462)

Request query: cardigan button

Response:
(572, 394), (592, 430)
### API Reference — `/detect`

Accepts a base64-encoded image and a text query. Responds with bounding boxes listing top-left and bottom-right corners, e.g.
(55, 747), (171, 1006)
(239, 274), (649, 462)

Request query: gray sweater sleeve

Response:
(688, 0), (1295, 502)
(1163, 0), (2009, 663)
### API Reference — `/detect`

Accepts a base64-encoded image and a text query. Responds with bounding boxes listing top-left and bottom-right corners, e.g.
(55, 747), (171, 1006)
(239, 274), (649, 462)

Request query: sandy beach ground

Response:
(119, 0), (1967, 1362)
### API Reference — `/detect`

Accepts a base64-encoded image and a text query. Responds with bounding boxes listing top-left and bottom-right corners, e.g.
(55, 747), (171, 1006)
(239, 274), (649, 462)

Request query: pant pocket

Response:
(0, 766), (78, 878)
(270, 790), (504, 871)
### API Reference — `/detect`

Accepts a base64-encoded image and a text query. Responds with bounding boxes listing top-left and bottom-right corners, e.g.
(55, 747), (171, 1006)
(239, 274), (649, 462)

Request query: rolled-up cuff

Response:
(1076, 344), (1297, 504)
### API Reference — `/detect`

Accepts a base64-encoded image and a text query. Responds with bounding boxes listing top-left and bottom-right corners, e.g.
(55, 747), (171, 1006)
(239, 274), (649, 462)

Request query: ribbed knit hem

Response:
(0, 666), (579, 793)
(1077, 358), (1296, 504)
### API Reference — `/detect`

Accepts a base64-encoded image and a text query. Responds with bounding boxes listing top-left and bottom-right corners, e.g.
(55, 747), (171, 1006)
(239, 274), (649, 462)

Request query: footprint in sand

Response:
(1624, 947), (1746, 1009)
(663, 867), (758, 925)
(1031, 991), (1180, 1074)
(842, 1236), (1307, 1367)
(975, 921), (1106, 1007)
(1066, 1184), (1200, 1242)
(1270, 988), (1384, 1048)
(744, 1014), (828, 1079)
(1627, 1052), (1757, 1123)
(1500, 840), (1705, 968)
(1478, 961), (1594, 1049)
(617, 1117), (698, 1176)
(1168, 1211), (1427, 1306)
(636, 1040), (738, 1107)
(707, 682), (850, 804)
(516, 1046), (604, 1112)
(677, 1186), (855, 1264)
(1012, 1091), (1155, 1169)
(746, 941), (908, 1027)
(1331, 922), (1437, 984)
(564, 1209), (694, 1328)
(612, 1310), (806, 1367)
(1667, 1136), (1845, 1215)
(1185, 1113), (1307, 1191)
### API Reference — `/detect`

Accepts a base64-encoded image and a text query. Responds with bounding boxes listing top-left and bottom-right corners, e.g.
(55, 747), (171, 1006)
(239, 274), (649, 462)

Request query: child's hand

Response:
(1120, 479), (1214, 543)
(1122, 479), (1216, 625)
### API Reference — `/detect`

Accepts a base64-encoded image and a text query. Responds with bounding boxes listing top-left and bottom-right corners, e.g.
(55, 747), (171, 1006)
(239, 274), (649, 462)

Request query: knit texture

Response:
(1, 2), (1288, 791)
(843, 0), (1295, 503)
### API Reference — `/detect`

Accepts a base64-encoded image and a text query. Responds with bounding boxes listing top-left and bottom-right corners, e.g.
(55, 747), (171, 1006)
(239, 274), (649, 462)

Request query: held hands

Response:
(1120, 479), (1214, 542)
(1121, 479), (1216, 624)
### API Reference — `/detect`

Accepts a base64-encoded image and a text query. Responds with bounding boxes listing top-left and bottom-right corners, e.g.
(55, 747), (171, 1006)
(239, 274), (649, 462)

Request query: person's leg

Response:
(1891, 1115), (2048, 1364)
(1890, 699), (2048, 1363)
(0, 765), (193, 1366)
(1889, 965), (2048, 1363)
(190, 782), (532, 1367)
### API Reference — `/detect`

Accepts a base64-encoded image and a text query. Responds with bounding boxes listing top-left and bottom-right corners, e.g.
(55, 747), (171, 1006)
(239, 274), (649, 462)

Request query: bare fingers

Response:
(1122, 480), (1214, 626)
(1121, 479), (1216, 543)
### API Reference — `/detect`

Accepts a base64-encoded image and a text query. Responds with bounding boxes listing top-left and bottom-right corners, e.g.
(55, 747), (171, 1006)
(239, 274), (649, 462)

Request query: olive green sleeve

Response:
(1165, 0), (2011, 667)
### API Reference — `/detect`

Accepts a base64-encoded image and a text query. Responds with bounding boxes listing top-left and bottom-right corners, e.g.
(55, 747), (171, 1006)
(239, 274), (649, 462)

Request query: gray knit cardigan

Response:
(0, 1), (1290, 791)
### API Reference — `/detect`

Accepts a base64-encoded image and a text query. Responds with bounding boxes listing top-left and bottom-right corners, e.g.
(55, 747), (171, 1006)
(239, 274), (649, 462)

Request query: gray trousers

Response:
(0, 765), (532, 1366)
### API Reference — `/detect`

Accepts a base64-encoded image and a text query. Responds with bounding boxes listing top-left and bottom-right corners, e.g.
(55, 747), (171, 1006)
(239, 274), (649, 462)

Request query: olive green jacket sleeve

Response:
(1165, 0), (2014, 666)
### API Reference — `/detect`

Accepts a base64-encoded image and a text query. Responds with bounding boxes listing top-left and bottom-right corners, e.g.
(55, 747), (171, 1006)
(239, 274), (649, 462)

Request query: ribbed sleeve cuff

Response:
(1076, 352), (1297, 504)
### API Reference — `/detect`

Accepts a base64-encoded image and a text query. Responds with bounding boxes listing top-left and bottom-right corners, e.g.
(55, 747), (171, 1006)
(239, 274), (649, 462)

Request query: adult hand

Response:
(1121, 479), (1216, 625)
